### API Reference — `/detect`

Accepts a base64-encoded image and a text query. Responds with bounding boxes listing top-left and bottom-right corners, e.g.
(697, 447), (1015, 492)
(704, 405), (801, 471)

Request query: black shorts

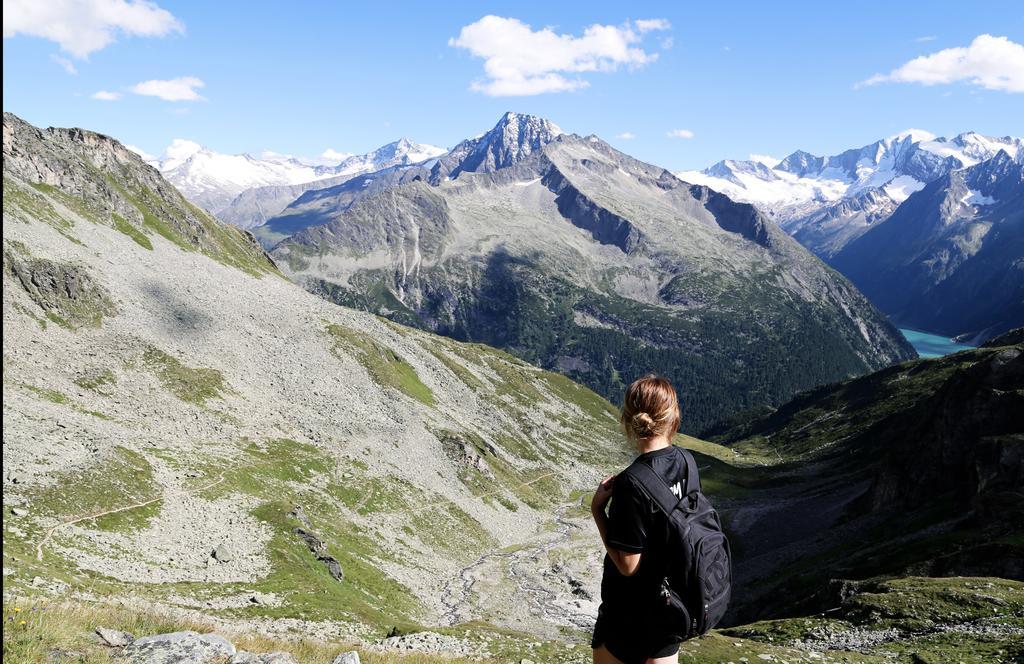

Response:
(591, 608), (680, 663)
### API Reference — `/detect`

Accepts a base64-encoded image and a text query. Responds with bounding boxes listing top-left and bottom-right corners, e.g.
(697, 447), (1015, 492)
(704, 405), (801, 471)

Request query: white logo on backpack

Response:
(670, 481), (683, 499)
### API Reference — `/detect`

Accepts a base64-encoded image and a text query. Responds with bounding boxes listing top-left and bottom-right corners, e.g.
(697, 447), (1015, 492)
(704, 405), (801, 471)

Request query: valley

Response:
(3, 112), (1021, 664)
(683, 131), (1024, 344)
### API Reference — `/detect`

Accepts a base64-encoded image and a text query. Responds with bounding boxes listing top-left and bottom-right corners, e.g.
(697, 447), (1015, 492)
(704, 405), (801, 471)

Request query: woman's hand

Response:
(591, 474), (615, 514)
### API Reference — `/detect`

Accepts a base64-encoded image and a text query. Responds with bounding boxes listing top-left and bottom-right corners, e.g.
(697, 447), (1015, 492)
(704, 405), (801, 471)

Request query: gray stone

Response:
(122, 631), (236, 664)
(95, 626), (135, 647)
(212, 543), (233, 562)
(331, 652), (360, 664)
(231, 652), (298, 663)
(11, 507), (28, 517)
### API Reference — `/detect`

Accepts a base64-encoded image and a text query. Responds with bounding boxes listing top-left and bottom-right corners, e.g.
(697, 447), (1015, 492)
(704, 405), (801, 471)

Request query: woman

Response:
(590, 374), (689, 664)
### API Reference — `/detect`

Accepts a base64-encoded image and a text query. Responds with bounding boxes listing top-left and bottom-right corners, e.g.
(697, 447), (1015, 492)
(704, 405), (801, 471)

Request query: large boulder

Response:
(122, 631), (235, 663)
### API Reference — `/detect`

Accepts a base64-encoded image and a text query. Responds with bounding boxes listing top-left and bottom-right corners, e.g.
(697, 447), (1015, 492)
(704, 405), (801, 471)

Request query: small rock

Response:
(249, 592), (271, 605)
(11, 507), (28, 517)
(231, 652), (298, 663)
(122, 631), (236, 664)
(212, 543), (233, 563)
(521, 659), (536, 664)
(331, 652), (360, 664)
(96, 626), (135, 647)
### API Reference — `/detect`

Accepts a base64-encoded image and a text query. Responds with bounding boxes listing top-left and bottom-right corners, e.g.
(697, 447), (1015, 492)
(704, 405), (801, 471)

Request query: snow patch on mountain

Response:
(962, 189), (997, 206)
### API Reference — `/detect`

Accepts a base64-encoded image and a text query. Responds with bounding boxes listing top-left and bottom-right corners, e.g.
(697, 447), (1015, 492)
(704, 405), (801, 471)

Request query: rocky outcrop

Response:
(289, 506), (344, 582)
(430, 112), (562, 182)
(4, 244), (116, 328)
(543, 166), (642, 252)
(865, 346), (1024, 514)
(689, 184), (773, 248)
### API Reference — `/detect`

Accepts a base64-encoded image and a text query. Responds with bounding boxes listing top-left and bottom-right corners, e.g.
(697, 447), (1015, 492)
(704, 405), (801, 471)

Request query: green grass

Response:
(326, 323), (434, 406)
(2, 598), (485, 664)
(74, 368), (117, 393)
(22, 446), (157, 532)
(21, 383), (70, 404)
(716, 349), (993, 461)
(110, 213), (153, 250)
(141, 346), (226, 405)
(100, 171), (277, 277)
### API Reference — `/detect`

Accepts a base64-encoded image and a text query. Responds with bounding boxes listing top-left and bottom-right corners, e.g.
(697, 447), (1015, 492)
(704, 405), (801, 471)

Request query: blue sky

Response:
(3, 1), (1022, 170)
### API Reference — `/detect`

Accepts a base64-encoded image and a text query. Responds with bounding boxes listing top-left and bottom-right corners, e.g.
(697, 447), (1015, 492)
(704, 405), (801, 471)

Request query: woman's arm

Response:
(592, 475), (642, 577)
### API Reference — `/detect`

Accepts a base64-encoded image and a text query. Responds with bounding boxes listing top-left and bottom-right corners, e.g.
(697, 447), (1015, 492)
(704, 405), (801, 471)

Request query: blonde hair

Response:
(620, 374), (681, 442)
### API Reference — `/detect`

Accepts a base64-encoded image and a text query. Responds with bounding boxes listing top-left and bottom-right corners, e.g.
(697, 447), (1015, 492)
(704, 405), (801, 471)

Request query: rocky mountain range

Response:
(831, 151), (1023, 343)
(680, 130), (1023, 258)
(150, 137), (444, 226)
(3, 112), (1022, 663)
(267, 112), (914, 433)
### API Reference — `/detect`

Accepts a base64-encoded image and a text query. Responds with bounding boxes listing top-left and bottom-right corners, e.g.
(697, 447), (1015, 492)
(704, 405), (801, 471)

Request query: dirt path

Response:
(35, 472), (230, 562)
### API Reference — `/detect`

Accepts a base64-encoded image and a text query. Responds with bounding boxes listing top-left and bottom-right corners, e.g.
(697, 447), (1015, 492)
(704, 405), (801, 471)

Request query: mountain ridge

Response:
(154, 136), (444, 225)
(269, 112), (915, 433)
(679, 130), (1023, 258)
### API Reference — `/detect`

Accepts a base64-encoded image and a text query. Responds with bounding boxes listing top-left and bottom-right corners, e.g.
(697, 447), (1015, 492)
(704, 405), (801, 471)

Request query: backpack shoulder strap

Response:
(678, 447), (701, 494)
(622, 460), (684, 516)
(621, 447), (703, 517)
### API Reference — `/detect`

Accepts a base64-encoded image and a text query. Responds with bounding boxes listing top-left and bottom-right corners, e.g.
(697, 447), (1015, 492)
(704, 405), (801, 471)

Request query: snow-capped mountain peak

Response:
(430, 112), (564, 182)
(676, 130), (1021, 259)
(155, 137), (445, 215)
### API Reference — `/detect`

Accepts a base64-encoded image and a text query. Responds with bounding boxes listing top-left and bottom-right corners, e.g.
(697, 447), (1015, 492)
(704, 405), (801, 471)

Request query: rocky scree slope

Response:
(707, 343), (1024, 624)
(269, 112), (914, 434)
(2, 112), (629, 642)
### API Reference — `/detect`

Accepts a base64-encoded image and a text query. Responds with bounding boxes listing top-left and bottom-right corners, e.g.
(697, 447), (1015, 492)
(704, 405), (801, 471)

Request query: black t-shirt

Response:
(599, 445), (691, 623)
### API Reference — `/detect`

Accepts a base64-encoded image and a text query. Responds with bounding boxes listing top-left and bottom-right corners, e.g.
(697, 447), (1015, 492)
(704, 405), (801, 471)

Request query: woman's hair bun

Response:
(630, 411), (656, 437)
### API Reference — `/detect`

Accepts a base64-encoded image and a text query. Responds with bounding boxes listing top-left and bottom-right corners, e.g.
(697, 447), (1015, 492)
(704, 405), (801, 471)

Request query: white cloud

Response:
(635, 19), (671, 33)
(616, 132), (636, 140)
(861, 34), (1024, 93)
(749, 153), (780, 167)
(90, 90), (121, 100)
(125, 144), (155, 161)
(449, 16), (670, 96)
(131, 76), (205, 101)
(50, 53), (77, 74)
(161, 138), (202, 162)
(320, 148), (354, 162)
(667, 128), (694, 139)
(3, 0), (183, 59)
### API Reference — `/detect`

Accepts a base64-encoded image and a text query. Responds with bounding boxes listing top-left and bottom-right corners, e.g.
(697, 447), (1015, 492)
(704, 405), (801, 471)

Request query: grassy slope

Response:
(6, 576), (1021, 663)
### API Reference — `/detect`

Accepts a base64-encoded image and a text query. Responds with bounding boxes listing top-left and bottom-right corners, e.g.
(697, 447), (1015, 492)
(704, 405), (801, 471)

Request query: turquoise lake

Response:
(899, 328), (974, 358)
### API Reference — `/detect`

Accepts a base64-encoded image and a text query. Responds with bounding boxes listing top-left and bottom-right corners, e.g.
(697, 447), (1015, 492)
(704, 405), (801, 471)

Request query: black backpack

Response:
(622, 447), (732, 639)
